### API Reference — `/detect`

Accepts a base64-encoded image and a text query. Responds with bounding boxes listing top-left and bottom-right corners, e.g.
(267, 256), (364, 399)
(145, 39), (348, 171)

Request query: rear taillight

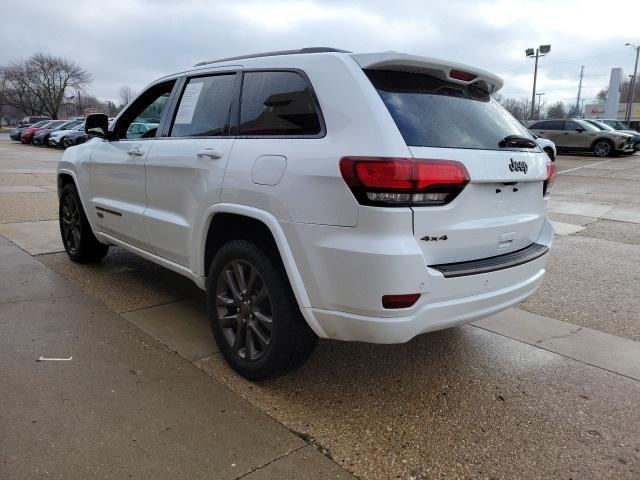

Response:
(543, 162), (556, 196)
(339, 157), (469, 207)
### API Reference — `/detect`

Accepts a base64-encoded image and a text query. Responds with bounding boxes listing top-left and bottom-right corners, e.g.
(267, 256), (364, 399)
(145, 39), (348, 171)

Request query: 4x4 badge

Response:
(421, 235), (448, 242)
(509, 158), (528, 174)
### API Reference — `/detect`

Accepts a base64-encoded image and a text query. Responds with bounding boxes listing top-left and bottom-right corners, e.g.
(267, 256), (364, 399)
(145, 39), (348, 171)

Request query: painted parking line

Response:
(557, 159), (611, 174)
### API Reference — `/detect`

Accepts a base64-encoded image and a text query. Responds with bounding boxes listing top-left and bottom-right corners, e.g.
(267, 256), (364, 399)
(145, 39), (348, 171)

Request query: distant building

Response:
(584, 102), (640, 128)
(583, 67), (639, 129)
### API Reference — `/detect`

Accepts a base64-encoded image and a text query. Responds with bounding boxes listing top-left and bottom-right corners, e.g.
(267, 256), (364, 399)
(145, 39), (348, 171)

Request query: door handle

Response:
(196, 148), (223, 159)
(128, 147), (144, 156)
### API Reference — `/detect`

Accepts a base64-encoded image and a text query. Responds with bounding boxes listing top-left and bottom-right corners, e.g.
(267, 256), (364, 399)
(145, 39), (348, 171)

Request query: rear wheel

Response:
(207, 239), (317, 380)
(59, 183), (109, 262)
(592, 139), (613, 158)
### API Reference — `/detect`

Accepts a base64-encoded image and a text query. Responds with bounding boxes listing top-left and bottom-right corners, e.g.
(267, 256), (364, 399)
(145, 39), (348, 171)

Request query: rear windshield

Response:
(365, 69), (534, 151)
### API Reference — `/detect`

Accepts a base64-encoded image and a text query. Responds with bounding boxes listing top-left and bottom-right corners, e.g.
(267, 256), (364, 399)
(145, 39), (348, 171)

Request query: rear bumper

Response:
(284, 210), (553, 343)
(310, 256), (546, 343)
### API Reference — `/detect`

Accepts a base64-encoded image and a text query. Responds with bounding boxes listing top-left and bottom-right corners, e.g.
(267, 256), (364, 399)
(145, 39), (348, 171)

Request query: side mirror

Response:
(575, 127), (585, 133)
(85, 113), (109, 139)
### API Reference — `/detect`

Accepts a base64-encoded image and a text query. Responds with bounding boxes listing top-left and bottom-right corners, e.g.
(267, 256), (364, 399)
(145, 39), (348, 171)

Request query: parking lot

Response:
(1, 139), (640, 479)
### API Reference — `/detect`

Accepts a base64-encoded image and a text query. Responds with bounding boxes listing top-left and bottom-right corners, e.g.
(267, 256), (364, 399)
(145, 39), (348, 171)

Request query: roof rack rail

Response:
(194, 47), (350, 67)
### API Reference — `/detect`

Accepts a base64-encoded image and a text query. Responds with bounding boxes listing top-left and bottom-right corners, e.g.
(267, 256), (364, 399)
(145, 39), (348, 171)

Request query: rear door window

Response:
(365, 69), (534, 150)
(545, 120), (566, 130)
(170, 74), (237, 137)
(533, 120), (564, 130)
(565, 121), (582, 131)
(239, 71), (322, 136)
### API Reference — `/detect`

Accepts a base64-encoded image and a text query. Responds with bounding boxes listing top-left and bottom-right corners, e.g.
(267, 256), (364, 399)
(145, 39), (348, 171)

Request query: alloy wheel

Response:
(60, 194), (81, 255)
(594, 141), (611, 157)
(215, 259), (273, 361)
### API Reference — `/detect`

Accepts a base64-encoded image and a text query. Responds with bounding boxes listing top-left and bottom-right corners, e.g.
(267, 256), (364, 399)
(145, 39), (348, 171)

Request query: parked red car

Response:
(20, 120), (57, 143)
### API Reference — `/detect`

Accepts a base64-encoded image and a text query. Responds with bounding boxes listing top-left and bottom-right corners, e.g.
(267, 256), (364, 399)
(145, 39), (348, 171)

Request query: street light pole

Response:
(526, 45), (551, 121)
(530, 50), (539, 119)
(624, 43), (639, 123)
(535, 92), (545, 119)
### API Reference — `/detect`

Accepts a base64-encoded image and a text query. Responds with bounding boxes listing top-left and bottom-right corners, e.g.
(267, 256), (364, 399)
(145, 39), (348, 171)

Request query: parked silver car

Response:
(594, 119), (640, 152)
(584, 119), (638, 154)
(529, 118), (634, 157)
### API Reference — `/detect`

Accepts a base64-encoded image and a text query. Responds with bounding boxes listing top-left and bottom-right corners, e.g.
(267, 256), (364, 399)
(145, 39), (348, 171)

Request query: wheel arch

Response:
(590, 137), (613, 150)
(197, 204), (326, 338)
(57, 168), (97, 232)
(57, 171), (77, 197)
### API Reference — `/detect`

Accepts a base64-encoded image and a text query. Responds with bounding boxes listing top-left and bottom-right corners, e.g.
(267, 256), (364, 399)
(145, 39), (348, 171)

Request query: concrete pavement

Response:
(0, 237), (353, 480)
(2, 140), (640, 478)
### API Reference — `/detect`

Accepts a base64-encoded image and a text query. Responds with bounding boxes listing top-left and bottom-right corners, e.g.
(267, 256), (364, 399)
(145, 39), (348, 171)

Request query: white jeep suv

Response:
(57, 48), (555, 379)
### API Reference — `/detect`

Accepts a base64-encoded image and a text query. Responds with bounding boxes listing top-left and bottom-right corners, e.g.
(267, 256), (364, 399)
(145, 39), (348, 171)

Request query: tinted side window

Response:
(544, 120), (565, 130)
(565, 121), (581, 130)
(239, 71), (321, 136)
(530, 121), (547, 129)
(171, 74), (237, 137)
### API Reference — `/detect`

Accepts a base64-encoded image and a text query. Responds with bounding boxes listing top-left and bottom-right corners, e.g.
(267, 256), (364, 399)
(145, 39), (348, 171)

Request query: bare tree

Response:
(594, 80), (639, 106)
(78, 93), (107, 114)
(499, 97), (531, 122)
(566, 104), (581, 118)
(620, 79), (640, 107)
(596, 88), (608, 103)
(547, 101), (567, 119)
(1, 53), (91, 119)
(118, 85), (136, 108)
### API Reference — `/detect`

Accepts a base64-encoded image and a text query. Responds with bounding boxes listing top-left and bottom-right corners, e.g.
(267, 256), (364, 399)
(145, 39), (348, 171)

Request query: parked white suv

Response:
(57, 48), (555, 379)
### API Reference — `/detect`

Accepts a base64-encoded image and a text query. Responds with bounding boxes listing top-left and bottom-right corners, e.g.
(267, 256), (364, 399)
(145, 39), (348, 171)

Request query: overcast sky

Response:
(1, 0), (639, 108)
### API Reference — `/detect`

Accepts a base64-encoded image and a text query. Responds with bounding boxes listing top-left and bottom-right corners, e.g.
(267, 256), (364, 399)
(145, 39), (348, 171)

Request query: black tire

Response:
(592, 139), (613, 158)
(59, 183), (109, 262)
(206, 239), (317, 380)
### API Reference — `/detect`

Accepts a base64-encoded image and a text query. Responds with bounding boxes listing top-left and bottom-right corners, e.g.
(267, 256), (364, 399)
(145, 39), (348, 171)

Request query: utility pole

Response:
(526, 45), (551, 120)
(625, 43), (639, 122)
(575, 65), (584, 117)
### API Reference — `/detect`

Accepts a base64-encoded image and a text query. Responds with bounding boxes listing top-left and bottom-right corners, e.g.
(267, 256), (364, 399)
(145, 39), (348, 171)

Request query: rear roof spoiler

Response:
(351, 52), (504, 93)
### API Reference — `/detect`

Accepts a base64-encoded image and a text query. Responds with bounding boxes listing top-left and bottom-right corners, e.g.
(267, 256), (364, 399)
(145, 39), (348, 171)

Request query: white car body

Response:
(58, 49), (554, 346)
(534, 135), (556, 161)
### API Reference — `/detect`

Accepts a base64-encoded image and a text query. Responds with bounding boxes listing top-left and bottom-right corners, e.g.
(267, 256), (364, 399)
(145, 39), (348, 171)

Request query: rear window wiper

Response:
(498, 135), (537, 149)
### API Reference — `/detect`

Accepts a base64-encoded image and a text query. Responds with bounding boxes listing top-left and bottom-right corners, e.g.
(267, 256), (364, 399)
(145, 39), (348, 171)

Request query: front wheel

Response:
(592, 140), (613, 158)
(207, 239), (317, 380)
(59, 183), (109, 262)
